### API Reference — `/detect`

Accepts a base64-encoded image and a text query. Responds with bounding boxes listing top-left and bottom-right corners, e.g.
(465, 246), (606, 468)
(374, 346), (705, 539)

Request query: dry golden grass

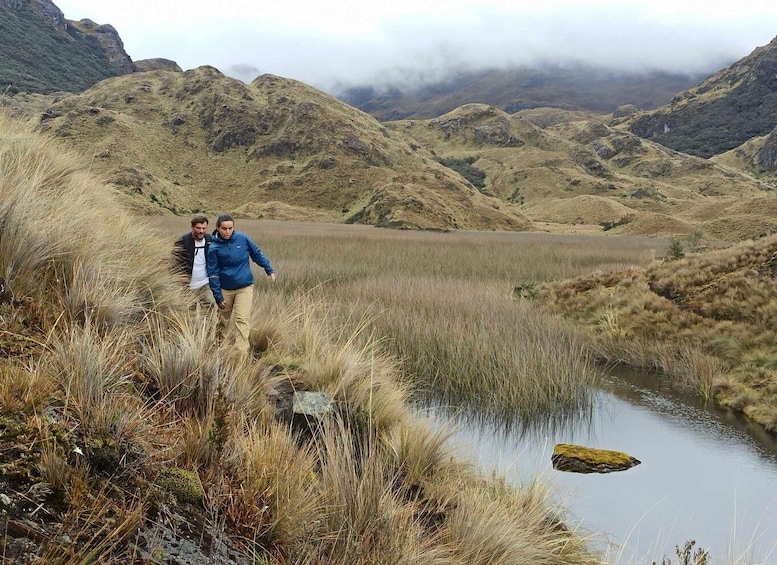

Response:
(0, 116), (189, 331)
(219, 420), (319, 554)
(173, 218), (656, 425)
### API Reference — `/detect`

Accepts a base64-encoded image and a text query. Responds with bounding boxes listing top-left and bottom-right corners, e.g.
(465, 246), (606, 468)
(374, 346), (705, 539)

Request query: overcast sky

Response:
(54, 0), (777, 93)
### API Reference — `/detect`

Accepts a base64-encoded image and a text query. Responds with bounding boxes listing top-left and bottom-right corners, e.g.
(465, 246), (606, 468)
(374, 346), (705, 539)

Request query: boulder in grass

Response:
(552, 443), (641, 474)
(290, 391), (334, 441)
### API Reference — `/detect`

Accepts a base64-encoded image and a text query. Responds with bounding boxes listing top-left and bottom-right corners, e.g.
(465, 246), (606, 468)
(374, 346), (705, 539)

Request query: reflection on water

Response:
(423, 371), (777, 564)
(422, 393), (597, 442)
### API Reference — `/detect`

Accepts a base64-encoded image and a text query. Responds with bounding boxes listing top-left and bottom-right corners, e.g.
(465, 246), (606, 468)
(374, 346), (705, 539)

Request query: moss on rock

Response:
(156, 466), (205, 504)
(552, 443), (641, 474)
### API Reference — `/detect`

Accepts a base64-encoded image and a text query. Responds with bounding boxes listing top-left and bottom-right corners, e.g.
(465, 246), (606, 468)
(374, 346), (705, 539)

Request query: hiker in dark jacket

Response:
(173, 215), (215, 306)
(207, 214), (275, 355)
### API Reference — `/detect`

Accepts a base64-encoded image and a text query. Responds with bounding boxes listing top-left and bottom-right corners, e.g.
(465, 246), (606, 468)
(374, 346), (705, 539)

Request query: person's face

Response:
(191, 222), (208, 241)
(218, 221), (234, 240)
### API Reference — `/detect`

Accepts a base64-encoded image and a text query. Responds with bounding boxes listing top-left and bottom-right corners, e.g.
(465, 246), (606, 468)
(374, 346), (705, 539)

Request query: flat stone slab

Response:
(292, 391), (333, 420)
(552, 443), (641, 474)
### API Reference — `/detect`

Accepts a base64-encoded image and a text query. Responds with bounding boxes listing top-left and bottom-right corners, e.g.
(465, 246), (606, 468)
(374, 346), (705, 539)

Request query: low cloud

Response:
(226, 64), (262, 83)
(60, 1), (775, 94)
(215, 7), (775, 94)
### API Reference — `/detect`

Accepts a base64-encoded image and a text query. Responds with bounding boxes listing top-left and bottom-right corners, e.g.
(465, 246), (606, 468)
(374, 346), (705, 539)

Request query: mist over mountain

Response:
(336, 64), (709, 120)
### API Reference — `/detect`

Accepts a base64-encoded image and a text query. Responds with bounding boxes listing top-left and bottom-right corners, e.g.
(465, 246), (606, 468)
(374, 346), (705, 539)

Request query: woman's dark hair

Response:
(216, 214), (234, 227)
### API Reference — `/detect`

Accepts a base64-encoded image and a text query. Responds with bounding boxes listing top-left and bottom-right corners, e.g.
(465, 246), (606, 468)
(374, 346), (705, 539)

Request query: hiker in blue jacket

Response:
(207, 214), (276, 356)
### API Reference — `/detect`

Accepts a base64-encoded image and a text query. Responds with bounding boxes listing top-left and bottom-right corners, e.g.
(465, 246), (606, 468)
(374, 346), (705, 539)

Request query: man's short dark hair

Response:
(191, 215), (209, 226)
(216, 214), (234, 227)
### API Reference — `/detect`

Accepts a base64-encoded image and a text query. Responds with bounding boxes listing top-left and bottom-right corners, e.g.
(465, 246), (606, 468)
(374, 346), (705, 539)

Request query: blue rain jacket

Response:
(207, 231), (274, 303)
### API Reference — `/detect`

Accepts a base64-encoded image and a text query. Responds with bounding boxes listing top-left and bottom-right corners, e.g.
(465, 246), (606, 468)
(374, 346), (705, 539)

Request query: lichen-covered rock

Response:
(551, 443), (641, 474)
(292, 391), (333, 420)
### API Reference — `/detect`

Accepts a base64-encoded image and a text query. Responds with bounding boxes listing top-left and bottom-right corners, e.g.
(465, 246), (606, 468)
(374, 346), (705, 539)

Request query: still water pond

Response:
(426, 372), (777, 564)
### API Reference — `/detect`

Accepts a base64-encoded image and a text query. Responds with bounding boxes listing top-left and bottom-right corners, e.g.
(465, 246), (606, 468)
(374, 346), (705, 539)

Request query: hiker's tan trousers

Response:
(217, 284), (254, 355)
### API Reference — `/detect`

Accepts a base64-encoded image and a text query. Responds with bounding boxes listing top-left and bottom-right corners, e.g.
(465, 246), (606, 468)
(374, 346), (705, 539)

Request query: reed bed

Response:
(179, 217), (660, 424)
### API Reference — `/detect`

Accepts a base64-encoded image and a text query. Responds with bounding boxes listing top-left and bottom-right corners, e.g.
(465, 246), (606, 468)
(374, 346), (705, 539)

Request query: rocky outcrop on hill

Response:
(0, 0), (133, 93)
(753, 127), (777, 170)
(67, 18), (134, 75)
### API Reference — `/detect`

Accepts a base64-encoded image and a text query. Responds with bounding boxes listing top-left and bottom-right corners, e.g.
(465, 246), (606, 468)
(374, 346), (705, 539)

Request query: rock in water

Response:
(552, 443), (641, 474)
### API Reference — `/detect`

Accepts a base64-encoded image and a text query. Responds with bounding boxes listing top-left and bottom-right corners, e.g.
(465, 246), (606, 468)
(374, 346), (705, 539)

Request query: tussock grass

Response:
(220, 420), (319, 553)
(0, 115), (188, 331)
(0, 360), (54, 414)
(44, 324), (152, 448)
(438, 477), (595, 565)
(170, 218), (656, 424)
(350, 276), (599, 423)
(306, 424), (444, 565)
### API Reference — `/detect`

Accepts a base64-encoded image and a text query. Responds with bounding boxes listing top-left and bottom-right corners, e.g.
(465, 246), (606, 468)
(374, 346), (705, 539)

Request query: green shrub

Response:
(667, 239), (685, 260)
(437, 156), (487, 189)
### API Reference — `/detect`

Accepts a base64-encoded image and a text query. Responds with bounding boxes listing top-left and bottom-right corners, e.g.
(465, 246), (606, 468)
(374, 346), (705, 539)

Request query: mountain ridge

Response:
(627, 36), (777, 158)
(31, 67), (531, 231)
(3, 0), (777, 241)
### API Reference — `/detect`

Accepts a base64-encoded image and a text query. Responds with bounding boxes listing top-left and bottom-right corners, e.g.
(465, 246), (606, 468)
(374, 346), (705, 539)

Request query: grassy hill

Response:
(628, 36), (777, 158)
(537, 234), (777, 432)
(28, 66), (531, 231)
(710, 125), (777, 182)
(390, 104), (776, 241)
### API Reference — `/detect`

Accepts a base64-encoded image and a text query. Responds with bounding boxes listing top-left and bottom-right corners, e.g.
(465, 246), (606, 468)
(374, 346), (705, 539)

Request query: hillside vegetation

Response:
(391, 104), (776, 240)
(0, 0), (132, 94)
(628, 36), (777, 158)
(537, 235), (777, 431)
